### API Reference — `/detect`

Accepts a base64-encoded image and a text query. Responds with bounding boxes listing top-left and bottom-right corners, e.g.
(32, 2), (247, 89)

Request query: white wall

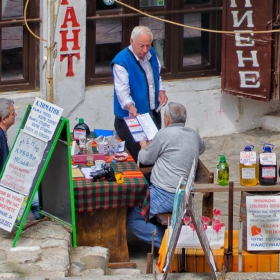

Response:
(4, 76), (280, 147)
(66, 76), (280, 138)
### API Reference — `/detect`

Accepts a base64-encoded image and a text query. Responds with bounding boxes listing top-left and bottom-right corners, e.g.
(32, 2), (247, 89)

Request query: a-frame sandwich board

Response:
(0, 103), (76, 247)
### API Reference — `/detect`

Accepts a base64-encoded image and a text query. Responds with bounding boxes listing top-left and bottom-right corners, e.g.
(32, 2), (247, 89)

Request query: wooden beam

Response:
(194, 182), (280, 193)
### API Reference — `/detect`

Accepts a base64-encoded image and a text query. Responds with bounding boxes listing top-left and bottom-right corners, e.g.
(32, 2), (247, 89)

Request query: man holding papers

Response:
(126, 102), (205, 248)
(111, 26), (168, 163)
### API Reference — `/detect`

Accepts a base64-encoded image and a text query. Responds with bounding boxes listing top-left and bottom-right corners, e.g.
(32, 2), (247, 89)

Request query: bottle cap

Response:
(263, 143), (274, 152)
(79, 118), (84, 124)
(219, 155), (226, 162)
(244, 145), (254, 151)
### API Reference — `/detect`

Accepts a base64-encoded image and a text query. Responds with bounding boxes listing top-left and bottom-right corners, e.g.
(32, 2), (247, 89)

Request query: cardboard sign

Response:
(0, 185), (24, 232)
(23, 97), (63, 142)
(1, 130), (47, 195)
(247, 195), (280, 251)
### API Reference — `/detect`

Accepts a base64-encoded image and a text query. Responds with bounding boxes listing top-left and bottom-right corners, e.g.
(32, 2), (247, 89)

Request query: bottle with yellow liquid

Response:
(239, 145), (258, 186)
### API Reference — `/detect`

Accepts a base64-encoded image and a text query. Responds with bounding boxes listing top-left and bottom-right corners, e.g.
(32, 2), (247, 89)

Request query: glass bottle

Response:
(73, 118), (90, 144)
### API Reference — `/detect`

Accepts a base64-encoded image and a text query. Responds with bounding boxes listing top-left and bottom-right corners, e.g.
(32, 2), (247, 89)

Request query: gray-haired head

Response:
(164, 102), (187, 124)
(0, 98), (14, 123)
(131, 26), (153, 42)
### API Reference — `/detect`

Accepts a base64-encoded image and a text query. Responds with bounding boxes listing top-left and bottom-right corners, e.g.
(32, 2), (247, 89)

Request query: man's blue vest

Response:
(111, 47), (160, 119)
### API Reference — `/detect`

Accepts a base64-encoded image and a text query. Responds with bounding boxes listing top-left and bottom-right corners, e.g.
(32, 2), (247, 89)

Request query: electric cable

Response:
(114, 0), (280, 35)
(24, 0), (47, 42)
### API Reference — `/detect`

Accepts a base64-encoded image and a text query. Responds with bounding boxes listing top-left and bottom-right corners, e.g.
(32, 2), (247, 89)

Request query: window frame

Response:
(0, 0), (40, 92)
(86, 0), (222, 86)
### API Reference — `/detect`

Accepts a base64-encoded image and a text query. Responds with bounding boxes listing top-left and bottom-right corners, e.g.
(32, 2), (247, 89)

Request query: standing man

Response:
(0, 98), (17, 172)
(0, 98), (39, 220)
(111, 25), (168, 163)
(126, 102), (205, 248)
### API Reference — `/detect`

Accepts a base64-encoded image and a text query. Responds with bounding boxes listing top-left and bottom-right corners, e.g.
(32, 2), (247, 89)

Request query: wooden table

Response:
(73, 156), (150, 264)
(194, 182), (280, 218)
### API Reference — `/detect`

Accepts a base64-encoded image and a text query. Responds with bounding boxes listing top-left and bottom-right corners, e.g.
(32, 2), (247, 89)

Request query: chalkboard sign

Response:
(161, 159), (218, 280)
(0, 98), (76, 247)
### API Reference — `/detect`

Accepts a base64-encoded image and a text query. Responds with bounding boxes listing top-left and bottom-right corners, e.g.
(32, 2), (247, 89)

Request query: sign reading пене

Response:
(23, 97), (63, 142)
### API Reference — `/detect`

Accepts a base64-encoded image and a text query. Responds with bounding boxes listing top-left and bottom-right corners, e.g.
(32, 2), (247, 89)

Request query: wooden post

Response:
(225, 181), (234, 272)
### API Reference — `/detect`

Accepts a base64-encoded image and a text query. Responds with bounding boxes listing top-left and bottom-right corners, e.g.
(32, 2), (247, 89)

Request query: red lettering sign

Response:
(61, 7), (80, 28)
(59, 3), (81, 77)
(60, 30), (81, 51)
(60, 53), (81, 77)
(61, 0), (69, 5)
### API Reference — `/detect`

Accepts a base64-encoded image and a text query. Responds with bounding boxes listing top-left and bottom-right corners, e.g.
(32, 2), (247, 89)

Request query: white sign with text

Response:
(1, 130), (47, 195)
(247, 195), (280, 251)
(0, 185), (24, 232)
(23, 97), (63, 142)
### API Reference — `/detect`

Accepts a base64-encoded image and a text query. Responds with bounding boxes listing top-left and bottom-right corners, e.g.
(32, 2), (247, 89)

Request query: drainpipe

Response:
(46, 0), (54, 104)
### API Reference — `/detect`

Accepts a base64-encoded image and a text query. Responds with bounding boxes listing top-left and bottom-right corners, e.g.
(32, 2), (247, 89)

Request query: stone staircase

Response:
(0, 220), (142, 279)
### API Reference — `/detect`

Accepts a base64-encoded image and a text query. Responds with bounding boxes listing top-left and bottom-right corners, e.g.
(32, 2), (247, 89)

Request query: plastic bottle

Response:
(216, 155), (229, 186)
(259, 143), (277, 185)
(86, 139), (94, 166)
(239, 145), (258, 186)
(73, 118), (90, 144)
(112, 131), (119, 154)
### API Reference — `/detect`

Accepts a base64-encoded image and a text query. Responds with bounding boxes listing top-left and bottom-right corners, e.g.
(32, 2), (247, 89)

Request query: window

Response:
(0, 0), (40, 91)
(86, 0), (222, 85)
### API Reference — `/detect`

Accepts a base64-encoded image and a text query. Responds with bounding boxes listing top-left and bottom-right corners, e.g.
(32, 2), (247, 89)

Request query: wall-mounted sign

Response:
(222, 0), (273, 101)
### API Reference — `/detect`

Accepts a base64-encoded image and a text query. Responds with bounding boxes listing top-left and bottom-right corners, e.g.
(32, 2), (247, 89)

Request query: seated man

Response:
(126, 102), (205, 248)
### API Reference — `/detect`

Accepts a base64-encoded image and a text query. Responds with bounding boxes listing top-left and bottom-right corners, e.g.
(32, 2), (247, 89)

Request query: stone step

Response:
(261, 112), (280, 132)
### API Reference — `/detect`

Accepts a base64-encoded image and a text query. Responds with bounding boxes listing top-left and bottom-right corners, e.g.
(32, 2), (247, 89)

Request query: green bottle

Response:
(217, 155), (229, 186)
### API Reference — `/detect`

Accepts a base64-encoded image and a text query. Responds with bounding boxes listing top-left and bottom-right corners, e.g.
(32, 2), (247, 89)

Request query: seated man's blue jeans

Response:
(30, 192), (39, 220)
(126, 184), (175, 249)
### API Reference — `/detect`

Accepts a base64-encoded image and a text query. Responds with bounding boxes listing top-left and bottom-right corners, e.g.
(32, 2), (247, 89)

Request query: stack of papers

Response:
(81, 168), (94, 179)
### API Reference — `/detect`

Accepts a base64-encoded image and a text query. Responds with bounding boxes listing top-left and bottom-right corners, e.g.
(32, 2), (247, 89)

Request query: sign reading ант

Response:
(222, 0), (273, 101)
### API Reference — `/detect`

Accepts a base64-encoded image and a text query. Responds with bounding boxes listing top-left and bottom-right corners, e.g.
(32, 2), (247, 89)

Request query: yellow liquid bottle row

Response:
(239, 145), (258, 186)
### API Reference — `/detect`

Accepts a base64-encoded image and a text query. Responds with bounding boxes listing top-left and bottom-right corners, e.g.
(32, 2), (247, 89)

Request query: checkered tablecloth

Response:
(73, 160), (150, 221)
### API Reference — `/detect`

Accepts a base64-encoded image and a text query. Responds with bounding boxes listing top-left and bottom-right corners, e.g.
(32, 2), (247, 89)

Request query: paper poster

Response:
(23, 97), (63, 142)
(0, 185), (25, 232)
(247, 195), (280, 251)
(1, 130), (47, 195)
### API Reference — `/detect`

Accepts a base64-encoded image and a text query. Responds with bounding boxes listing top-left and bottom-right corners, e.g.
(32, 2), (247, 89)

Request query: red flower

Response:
(184, 216), (191, 225)
(213, 208), (221, 217)
(202, 216), (210, 225)
(190, 223), (196, 231)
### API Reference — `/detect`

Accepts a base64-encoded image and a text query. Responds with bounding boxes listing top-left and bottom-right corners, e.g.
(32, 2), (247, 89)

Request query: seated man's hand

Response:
(139, 137), (150, 150)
